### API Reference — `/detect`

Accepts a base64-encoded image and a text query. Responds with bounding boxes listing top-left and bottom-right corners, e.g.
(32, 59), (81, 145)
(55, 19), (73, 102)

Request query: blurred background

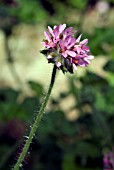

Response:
(0, 0), (114, 169)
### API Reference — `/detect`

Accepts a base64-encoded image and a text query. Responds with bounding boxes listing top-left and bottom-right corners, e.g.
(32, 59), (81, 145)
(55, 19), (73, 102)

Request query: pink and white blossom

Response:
(41, 24), (94, 73)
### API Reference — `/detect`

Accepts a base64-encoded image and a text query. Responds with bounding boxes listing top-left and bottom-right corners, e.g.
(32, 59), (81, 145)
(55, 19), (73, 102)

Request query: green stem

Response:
(13, 65), (57, 170)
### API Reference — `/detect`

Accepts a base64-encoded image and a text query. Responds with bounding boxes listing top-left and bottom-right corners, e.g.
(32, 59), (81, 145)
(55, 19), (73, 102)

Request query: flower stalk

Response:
(13, 65), (57, 170)
(13, 23), (94, 170)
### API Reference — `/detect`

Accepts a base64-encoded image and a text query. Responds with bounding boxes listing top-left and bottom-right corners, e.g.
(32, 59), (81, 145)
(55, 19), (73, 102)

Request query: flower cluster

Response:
(103, 148), (114, 170)
(41, 24), (94, 73)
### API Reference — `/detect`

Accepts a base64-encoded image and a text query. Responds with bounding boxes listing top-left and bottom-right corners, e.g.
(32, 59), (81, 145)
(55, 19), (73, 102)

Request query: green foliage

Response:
(87, 28), (114, 55)
(66, 0), (87, 10)
(9, 0), (48, 23)
(76, 142), (100, 158)
(103, 60), (114, 73)
(28, 81), (44, 96)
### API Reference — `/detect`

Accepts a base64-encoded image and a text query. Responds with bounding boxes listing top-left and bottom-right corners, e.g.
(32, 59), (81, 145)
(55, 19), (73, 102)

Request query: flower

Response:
(41, 24), (94, 73)
(103, 148), (114, 170)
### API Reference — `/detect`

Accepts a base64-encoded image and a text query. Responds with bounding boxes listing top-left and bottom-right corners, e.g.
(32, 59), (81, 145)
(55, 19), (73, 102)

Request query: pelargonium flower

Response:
(41, 24), (94, 73)
(103, 148), (114, 170)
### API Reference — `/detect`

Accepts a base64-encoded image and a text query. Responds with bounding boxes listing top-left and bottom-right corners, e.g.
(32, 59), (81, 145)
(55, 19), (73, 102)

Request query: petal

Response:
(88, 55), (94, 60)
(44, 31), (51, 42)
(53, 25), (57, 29)
(82, 45), (90, 52)
(64, 27), (77, 36)
(59, 39), (64, 49)
(78, 59), (86, 67)
(70, 57), (73, 63)
(80, 49), (86, 54)
(64, 35), (72, 46)
(62, 52), (67, 58)
(76, 34), (82, 43)
(59, 24), (66, 33)
(73, 63), (78, 70)
(76, 55), (85, 59)
(54, 26), (59, 37)
(48, 26), (54, 37)
(80, 39), (88, 45)
(67, 50), (76, 57)
(77, 47), (82, 54)
(83, 58), (90, 65)
(64, 27), (73, 34)
(56, 61), (61, 67)
(47, 55), (52, 59)
(66, 27), (73, 31)
(41, 42), (46, 47)
(41, 42), (50, 48)
(67, 38), (76, 49)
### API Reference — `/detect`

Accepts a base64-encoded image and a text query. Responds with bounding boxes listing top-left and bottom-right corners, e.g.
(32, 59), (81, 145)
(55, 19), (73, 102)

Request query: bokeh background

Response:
(0, 0), (114, 169)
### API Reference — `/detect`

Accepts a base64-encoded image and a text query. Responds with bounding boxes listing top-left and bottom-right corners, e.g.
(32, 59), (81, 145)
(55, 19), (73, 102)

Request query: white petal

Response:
(76, 34), (82, 43)
(47, 55), (52, 59)
(88, 55), (94, 60)
(73, 63), (78, 70)
(56, 62), (61, 67)
(54, 25), (57, 29)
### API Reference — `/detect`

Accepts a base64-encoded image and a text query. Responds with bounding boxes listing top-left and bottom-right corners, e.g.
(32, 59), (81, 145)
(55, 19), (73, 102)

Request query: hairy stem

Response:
(13, 65), (57, 170)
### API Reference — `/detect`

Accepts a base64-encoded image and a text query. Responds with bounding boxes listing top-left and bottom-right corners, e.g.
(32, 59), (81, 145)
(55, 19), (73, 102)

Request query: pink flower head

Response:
(41, 24), (94, 73)
(103, 148), (114, 170)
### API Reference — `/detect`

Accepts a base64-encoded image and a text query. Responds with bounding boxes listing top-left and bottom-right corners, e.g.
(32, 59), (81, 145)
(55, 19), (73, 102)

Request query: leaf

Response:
(28, 81), (44, 96)
(40, 49), (49, 56)
(76, 142), (100, 158)
(67, 0), (87, 9)
(103, 60), (114, 73)
(80, 71), (107, 86)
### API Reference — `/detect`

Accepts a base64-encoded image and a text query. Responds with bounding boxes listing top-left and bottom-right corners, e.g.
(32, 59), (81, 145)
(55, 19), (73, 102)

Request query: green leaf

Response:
(76, 142), (100, 158)
(103, 60), (114, 73)
(67, 0), (87, 9)
(28, 81), (44, 96)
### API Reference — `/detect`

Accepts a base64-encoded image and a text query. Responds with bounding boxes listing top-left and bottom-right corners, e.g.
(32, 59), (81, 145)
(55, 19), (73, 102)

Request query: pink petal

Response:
(83, 58), (90, 65)
(41, 42), (46, 47)
(54, 26), (59, 37)
(76, 55), (85, 59)
(62, 52), (67, 58)
(48, 26), (54, 37)
(59, 24), (66, 33)
(78, 59), (86, 67)
(41, 42), (50, 48)
(67, 50), (76, 57)
(82, 45), (90, 52)
(64, 27), (73, 34)
(44, 31), (51, 42)
(80, 39), (88, 45)
(59, 39), (64, 49)
(77, 47), (81, 54)
(76, 34), (82, 43)
(64, 35), (72, 46)
(67, 38), (76, 49)
(80, 50), (86, 55)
